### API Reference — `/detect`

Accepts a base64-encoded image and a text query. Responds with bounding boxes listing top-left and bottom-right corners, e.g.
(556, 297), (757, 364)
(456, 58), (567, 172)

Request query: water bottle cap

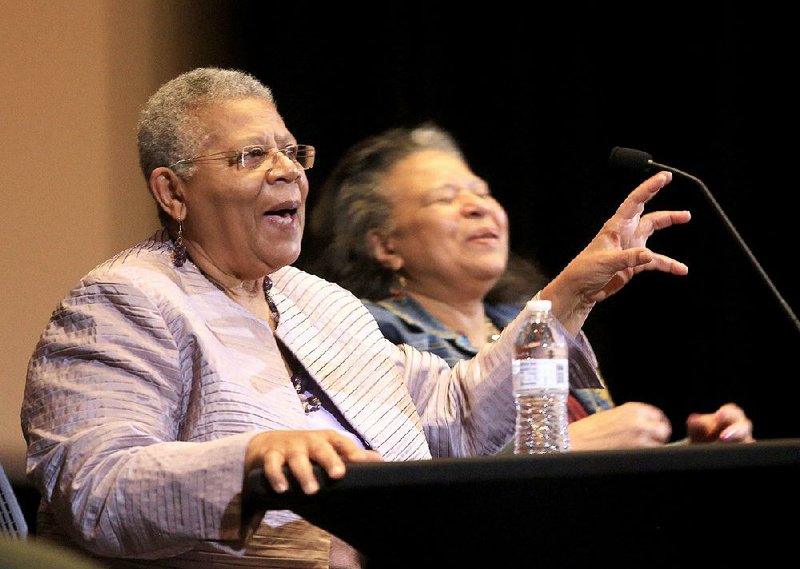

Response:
(526, 298), (552, 312)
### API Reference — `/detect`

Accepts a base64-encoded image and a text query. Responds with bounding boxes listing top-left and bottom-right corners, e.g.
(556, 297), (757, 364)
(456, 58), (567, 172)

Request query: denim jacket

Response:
(365, 295), (614, 417)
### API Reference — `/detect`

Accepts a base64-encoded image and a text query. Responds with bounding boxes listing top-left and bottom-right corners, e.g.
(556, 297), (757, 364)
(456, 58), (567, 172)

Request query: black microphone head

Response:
(609, 146), (653, 171)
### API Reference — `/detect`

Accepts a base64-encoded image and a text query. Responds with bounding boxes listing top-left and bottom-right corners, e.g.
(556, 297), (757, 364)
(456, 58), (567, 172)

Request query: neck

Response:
(187, 246), (270, 321)
(405, 290), (492, 347)
(202, 264), (263, 300)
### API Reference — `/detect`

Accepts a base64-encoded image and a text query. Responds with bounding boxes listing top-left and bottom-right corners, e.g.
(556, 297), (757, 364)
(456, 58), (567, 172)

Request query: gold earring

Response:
(390, 272), (407, 297)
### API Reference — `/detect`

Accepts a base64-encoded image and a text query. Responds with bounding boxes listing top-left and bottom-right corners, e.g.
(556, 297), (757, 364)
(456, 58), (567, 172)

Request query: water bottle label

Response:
(513, 358), (569, 391)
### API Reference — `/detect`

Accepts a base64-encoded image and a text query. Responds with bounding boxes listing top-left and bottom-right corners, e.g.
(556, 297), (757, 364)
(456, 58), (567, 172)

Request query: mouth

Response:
(468, 228), (499, 241)
(263, 200), (300, 225)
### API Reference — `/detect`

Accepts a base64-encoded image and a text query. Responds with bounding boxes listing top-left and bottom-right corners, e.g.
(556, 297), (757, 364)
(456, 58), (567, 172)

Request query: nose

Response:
(460, 192), (491, 218)
(264, 150), (301, 184)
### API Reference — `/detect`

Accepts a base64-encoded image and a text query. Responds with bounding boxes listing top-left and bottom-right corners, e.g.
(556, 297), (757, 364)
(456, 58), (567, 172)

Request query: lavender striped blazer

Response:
(22, 230), (524, 567)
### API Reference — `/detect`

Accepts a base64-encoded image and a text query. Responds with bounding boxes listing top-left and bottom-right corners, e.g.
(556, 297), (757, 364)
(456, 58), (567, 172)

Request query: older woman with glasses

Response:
(23, 68), (699, 569)
(307, 123), (754, 452)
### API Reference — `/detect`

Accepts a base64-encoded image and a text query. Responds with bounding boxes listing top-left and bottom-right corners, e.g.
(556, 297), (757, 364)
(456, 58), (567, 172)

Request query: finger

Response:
(719, 421), (754, 442)
(651, 409), (673, 443)
(640, 421), (672, 446)
(262, 449), (290, 493)
(716, 404), (754, 442)
(308, 438), (351, 481)
(285, 452), (320, 494)
(585, 248), (687, 302)
(715, 402), (746, 423)
(331, 438), (385, 464)
(639, 210), (692, 234)
(614, 172), (672, 219)
(359, 449), (385, 462)
(581, 250), (647, 302)
(654, 421), (672, 444)
(594, 248), (654, 275)
(632, 253), (689, 276)
(686, 413), (715, 441)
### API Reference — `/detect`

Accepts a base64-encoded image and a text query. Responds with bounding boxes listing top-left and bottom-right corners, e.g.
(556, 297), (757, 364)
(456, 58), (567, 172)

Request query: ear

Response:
(149, 166), (187, 222)
(366, 229), (404, 271)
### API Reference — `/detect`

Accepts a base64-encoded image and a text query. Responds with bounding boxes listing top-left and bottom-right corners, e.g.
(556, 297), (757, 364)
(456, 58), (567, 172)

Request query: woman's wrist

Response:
(537, 280), (594, 338)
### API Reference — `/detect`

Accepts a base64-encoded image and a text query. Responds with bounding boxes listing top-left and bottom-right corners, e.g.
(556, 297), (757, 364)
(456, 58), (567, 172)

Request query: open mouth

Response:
(265, 207), (297, 217)
(264, 202), (299, 225)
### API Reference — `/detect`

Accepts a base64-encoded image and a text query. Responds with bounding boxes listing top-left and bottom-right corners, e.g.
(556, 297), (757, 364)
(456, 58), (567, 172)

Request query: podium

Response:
(246, 439), (800, 568)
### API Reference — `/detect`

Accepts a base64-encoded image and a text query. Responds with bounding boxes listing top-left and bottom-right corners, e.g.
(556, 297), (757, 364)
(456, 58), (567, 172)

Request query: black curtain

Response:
(220, 4), (798, 439)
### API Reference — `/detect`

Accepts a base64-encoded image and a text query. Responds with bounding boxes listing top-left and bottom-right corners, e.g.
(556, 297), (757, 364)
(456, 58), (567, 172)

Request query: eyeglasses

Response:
(169, 144), (315, 171)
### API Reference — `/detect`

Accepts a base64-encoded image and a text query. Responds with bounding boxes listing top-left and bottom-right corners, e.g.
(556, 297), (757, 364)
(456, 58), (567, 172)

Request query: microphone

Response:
(609, 146), (800, 335)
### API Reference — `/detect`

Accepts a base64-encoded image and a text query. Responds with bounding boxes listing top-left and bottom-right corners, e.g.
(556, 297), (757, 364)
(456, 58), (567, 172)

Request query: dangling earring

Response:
(389, 272), (407, 298)
(172, 219), (187, 267)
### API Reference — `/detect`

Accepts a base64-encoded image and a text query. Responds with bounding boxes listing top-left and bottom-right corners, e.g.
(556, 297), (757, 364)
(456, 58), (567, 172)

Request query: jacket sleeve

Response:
(21, 275), (255, 559)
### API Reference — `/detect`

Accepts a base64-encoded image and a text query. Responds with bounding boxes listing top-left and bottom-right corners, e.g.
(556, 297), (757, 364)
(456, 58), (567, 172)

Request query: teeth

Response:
(264, 213), (293, 225)
(264, 210), (295, 225)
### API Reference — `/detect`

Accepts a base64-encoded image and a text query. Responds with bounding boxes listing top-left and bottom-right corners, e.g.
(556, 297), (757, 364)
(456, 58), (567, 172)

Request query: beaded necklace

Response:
(263, 276), (322, 414)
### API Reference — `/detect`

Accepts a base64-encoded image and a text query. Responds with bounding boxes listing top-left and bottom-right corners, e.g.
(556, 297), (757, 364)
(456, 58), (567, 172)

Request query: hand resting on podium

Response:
(568, 401), (755, 450)
(245, 430), (383, 495)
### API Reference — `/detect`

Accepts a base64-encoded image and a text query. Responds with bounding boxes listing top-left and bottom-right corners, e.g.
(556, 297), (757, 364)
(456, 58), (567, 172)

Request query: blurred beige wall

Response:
(0, 0), (232, 481)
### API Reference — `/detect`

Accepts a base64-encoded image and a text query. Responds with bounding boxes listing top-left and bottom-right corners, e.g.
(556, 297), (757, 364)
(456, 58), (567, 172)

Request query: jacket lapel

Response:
(271, 267), (432, 461)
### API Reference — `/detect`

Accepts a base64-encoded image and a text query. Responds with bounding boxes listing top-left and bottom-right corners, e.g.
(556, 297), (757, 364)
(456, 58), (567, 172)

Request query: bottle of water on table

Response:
(512, 298), (570, 454)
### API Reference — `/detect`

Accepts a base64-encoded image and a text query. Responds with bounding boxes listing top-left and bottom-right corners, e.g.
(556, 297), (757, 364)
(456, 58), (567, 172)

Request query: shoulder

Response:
(34, 232), (198, 357)
(61, 231), (208, 315)
(363, 299), (401, 323)
(81, 230), (176, 288)
(361, 298), (451, 351)
(361, 300), (412, 343)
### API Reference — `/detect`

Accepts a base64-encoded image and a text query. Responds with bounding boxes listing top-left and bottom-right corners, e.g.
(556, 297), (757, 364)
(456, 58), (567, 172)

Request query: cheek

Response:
(396, 215), (458, 247)
(493, 204), (510, 228)
(299, 173), (310, 198)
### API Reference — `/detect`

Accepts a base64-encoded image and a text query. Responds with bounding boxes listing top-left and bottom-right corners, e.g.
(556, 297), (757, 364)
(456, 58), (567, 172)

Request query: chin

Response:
(479, 258), (507, 276)
(255, 255), (297, 276)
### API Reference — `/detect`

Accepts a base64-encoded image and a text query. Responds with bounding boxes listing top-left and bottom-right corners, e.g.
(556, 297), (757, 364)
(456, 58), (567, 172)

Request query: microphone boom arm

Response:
(649, 159), (800, 335)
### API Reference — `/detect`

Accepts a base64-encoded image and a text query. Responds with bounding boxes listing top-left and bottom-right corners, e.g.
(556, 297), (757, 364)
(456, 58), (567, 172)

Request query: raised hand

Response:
(542, 171), (691, 335)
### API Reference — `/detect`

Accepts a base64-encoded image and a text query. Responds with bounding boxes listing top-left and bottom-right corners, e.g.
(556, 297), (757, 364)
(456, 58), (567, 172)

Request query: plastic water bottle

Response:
(512, 298), (570, 454)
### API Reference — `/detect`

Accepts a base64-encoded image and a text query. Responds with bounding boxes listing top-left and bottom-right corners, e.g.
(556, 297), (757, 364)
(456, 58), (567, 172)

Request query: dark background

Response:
(217, 5), (798, 440)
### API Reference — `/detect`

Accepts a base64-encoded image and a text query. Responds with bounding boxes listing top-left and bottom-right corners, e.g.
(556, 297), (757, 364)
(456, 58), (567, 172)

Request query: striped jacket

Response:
(22, 230), (525, 568)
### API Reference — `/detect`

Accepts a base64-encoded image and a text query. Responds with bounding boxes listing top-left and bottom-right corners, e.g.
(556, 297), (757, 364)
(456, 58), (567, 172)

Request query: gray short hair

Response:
(136, 67), (274, 226)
